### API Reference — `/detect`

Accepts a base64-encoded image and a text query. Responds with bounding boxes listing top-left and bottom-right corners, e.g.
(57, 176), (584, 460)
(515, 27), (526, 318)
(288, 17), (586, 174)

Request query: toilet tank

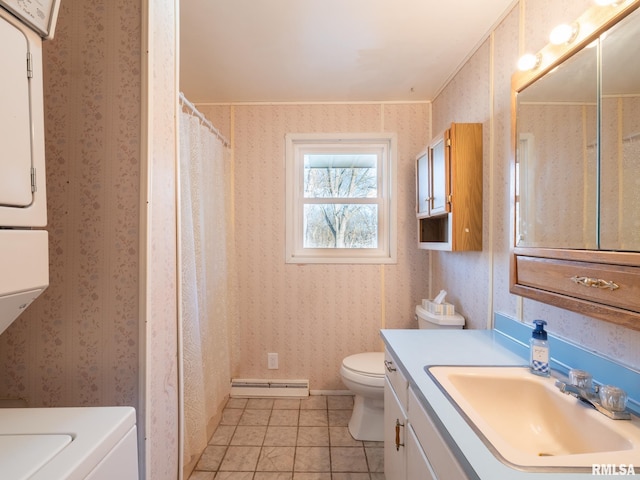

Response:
(415, 305), (465, 329)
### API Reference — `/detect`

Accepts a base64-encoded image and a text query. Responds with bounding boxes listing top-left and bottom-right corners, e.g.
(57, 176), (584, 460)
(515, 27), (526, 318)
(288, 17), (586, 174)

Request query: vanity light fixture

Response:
(517, 53), (542, 71)
(549, 22), (580, 45)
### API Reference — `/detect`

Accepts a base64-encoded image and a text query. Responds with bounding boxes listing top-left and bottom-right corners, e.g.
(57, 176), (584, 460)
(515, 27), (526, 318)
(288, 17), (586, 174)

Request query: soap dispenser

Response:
(530, 320), (550, 377)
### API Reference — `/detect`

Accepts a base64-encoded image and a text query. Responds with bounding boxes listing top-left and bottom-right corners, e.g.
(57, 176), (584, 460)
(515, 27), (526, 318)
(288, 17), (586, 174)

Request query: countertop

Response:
(380, 328), (634, 480)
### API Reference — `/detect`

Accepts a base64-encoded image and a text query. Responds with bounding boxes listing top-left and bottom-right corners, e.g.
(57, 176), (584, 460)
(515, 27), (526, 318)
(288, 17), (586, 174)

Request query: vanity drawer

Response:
(384, 349), (408, 409)
(516, 255), (640, 313)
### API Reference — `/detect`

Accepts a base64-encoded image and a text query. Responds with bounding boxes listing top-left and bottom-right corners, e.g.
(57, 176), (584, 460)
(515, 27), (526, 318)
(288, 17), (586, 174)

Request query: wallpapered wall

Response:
(199, 103), (431, 390)
(0, 0), (182, 478)
(0, 0), (141, 410)
(431, 0), (640, 369)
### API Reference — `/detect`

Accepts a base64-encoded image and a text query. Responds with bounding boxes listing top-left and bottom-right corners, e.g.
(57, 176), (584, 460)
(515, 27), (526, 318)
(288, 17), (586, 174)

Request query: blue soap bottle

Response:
(530, 320), (550, 377)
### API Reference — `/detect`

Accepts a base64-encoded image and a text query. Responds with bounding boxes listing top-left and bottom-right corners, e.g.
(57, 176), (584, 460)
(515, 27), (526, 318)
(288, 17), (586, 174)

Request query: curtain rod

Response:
(179, 92), (231, 148)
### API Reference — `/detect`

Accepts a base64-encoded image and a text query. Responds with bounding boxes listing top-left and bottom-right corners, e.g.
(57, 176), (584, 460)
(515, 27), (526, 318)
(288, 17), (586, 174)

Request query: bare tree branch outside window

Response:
(303, 154), (378, 248)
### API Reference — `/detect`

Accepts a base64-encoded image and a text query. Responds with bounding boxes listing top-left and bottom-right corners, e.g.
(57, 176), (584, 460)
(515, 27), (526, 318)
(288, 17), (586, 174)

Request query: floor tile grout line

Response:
(191, 395), (383, 478)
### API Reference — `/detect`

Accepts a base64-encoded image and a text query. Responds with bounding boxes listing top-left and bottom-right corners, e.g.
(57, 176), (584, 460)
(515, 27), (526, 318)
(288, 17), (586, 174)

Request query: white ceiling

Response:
(180, 0), (516, 104)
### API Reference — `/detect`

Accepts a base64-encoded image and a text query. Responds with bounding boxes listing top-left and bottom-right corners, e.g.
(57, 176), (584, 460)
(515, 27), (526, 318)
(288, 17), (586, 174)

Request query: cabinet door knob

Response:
(395, 419), (405, 451)
(384, 360), (396, 372)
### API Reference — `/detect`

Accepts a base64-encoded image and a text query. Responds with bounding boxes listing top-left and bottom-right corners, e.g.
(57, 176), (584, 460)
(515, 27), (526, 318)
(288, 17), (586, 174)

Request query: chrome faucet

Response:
(554, 369), (631, 420)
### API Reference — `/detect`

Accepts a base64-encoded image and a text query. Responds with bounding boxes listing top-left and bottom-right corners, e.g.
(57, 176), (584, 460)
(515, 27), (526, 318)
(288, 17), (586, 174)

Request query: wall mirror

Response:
(511, 0), (640, 330)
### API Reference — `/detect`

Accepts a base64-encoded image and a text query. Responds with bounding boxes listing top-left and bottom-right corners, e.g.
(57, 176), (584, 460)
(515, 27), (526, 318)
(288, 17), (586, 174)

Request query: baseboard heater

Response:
(230, 379), (309, 398)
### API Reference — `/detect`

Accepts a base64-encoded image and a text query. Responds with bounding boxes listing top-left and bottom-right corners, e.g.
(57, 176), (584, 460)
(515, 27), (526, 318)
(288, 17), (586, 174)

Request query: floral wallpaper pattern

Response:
(0, 0), (141, 409)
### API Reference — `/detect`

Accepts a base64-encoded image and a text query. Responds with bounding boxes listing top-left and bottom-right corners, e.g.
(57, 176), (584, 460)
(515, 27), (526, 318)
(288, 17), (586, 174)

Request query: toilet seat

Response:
(342, 352), (385, 378)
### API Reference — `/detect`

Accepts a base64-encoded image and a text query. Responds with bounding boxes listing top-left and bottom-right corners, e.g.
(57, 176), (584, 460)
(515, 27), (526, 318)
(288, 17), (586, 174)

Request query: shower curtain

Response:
(178, 96), (232, 476)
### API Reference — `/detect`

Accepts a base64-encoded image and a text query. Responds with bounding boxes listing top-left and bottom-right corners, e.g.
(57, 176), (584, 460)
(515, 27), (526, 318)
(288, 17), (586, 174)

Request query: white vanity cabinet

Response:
(384, 348), (470, 480)
(384, 350), (408, 479)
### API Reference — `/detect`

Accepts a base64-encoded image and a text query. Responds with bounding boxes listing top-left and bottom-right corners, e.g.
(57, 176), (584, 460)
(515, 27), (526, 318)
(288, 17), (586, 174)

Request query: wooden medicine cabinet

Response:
(416, 123), (482, 251)
(511, 0), (640, 330)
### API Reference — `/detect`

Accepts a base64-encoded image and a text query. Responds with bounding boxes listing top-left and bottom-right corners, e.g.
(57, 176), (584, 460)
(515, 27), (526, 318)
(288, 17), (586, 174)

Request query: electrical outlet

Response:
(268, 353), (278, 369)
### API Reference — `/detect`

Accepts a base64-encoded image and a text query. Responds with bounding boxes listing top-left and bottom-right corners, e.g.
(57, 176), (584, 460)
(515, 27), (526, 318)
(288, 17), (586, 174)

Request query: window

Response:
(285, 133), (397, 264)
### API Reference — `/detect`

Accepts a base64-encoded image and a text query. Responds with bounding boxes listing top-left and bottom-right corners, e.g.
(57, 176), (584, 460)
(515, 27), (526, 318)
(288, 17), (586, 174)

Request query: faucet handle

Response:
(599, 385), (628, 413)
(568, 369), (593, 390)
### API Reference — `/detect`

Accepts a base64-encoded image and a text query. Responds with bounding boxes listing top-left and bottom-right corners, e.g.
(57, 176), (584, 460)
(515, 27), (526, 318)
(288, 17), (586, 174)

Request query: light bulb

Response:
(549, 23), (579, 45)
(517, 53), (541, 71)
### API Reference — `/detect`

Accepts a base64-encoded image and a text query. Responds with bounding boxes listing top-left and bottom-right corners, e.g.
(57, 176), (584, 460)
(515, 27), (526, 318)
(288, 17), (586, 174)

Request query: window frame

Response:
(285, 132), (397, 264)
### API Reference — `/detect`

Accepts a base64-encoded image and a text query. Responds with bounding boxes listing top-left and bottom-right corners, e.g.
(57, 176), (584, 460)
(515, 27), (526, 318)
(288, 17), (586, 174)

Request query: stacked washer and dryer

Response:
(0, 1), (138, 478)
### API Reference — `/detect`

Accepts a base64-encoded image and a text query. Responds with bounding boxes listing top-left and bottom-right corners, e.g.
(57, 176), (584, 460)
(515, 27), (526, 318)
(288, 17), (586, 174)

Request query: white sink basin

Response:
(427, 366), (640, 470)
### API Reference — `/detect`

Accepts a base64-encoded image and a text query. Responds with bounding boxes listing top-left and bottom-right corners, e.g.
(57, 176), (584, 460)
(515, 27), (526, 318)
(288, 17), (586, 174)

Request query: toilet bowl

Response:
(340, 352), (385, 441)
(340, 305), (465, 441)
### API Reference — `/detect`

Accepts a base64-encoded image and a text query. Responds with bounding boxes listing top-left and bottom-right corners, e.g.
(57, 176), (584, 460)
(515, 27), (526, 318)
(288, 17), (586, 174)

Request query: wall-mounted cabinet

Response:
(416, 123), (483, 251)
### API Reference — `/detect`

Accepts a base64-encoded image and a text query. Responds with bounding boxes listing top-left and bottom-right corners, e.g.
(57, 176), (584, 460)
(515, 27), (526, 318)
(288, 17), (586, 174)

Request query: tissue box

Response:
(422, 299), (455, 316)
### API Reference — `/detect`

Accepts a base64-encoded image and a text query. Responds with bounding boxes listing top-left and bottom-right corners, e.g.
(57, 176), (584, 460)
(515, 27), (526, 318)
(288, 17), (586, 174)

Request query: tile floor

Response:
(188, 395), (386, 480)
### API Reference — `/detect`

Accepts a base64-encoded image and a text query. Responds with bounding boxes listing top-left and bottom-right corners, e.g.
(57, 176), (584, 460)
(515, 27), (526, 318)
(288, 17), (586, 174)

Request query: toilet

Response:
(340, 352), (386, 441)
(340, 305), (465, 441)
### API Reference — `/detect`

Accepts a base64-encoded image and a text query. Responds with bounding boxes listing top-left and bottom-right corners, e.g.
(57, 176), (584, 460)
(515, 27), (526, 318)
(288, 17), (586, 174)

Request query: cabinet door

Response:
(416, 150), (429, 216)
(409, 388), (469, 479)
(407, 425), (437, 480)
(384, 378), (407, 480)
(428, 133), (450, 216)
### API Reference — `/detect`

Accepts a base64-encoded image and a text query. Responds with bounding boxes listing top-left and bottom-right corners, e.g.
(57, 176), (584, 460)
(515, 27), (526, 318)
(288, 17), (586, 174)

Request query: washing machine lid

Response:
(0, 434), (72, 480)
(0, 406), (136, 480)
(342, 352), (385, 376)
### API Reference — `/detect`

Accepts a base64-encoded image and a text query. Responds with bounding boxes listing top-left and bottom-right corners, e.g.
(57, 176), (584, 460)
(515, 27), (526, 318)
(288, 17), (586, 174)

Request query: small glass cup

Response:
(599, 385), (627, 412)
(569, 369), (593, 390)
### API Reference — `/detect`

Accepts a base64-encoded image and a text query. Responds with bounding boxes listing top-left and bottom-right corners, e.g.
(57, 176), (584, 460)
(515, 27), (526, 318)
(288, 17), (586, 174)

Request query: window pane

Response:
(303, 204), (378, 248)
(304, 154), (377, 198)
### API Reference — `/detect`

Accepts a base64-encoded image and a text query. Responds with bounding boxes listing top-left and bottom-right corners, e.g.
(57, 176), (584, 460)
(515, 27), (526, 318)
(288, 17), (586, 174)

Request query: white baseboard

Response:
(309, 390), (353, 396)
